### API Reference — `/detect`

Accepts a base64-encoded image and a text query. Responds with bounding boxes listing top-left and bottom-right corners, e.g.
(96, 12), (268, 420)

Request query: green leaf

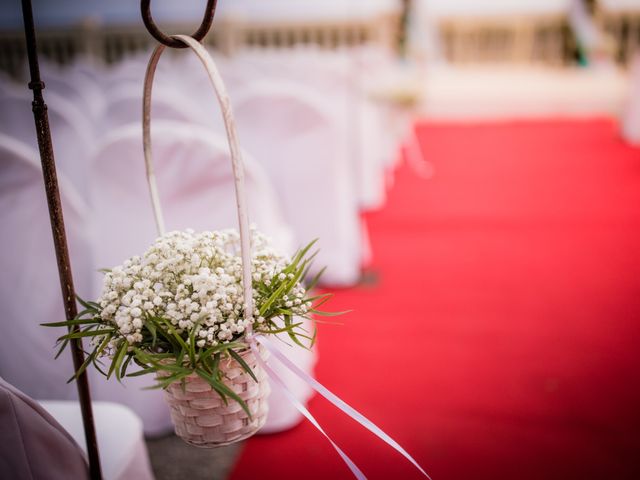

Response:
(284, 257), (310, 291)
(57, 328), (115, 341)
(311, 308), (352, 317)
(91, 356), (109, 377)
(188, 317), (205, 367)
(65, 334), (107, 383)
(158, 317), (190, 354)
(75, 296), (99, 311)
(75, 307), (99, 318)
(228, 349), (258, 382)
(126, 367), (158, 378)
(284, 314), (308, 349)
(93, 333), (113, 359)
(259, 280), (289, 317)
(146, 320), (157, 347)
(197, 341), (245, 364)
(308, 293), (351, 316)
(119, 353), (133, 379)
(147, 316), (179, 350)
(195, 369), (253, 419)
(41, 318), (100, 327)
(255, 322), (304, 335)
(305, 266), (326, 291)
(108, 341), (128, 380)
(145, 369), (192, 390)
(53, 338), (70, 360)
(290, 239), (318, 270)
(308, 323), (318, 348)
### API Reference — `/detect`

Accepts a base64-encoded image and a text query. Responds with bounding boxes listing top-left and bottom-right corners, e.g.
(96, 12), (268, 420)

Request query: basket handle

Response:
(142, 35), (254, 331)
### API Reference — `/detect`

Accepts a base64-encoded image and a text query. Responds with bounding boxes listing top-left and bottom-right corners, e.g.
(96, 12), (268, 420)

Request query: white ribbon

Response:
(249, 334), (432, 480)
(249, 339), (367, 480)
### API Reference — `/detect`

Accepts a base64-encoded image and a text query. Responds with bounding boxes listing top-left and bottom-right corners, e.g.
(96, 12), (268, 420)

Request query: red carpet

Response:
(230, 118), (640, 480)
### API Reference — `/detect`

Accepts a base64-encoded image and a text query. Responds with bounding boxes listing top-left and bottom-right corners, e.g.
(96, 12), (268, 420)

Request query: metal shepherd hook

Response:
(19, 0), (102, 479)
(141, 0), (218, 48)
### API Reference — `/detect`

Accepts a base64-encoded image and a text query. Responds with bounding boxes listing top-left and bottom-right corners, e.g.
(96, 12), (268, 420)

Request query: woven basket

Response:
(142, 36), (274, 447)
(159, 346), (271, 447)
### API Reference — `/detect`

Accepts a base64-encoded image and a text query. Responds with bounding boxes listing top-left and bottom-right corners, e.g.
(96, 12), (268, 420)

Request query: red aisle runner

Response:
(230, 118), (640, 480)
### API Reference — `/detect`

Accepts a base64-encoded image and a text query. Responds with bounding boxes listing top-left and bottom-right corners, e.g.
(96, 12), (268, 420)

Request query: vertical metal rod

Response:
(19, 1), (103, 479)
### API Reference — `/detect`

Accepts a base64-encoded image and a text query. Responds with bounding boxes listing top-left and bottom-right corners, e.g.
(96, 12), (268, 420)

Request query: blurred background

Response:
(0, 0), (639, 479)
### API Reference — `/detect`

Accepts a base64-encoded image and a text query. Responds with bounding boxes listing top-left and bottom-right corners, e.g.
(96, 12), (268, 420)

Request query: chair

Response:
(0, 377), (154, 480)
(622, 53), (640, 145)
(38, 60), (106, 124)
(40, 400), (154, 480)
(238, 49), (388, 211)
(0, 134), (92, 401)
(0, 88), (93, 201)
(0, 377), (89, 480)
(233, 81), (363, 286)
(90, 120), (294, 263)
(100, 83), (196, 132)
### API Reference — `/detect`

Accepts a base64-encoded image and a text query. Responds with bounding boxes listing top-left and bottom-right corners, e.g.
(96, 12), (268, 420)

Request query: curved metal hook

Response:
(140, 0), (217, 48)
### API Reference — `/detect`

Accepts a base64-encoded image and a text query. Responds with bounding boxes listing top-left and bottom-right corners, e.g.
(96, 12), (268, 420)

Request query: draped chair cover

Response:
(0, 88), (93, 201)
(622, 54), (640, 145)
(237, 49), (388, 211)
(0, 134), (93, 400)
(0, 377), (89, 480)
(37, 60), (106, 125)
(100, 84), (196, 132)
(233, 81), (363, 286)
(40, 400), (154, 480)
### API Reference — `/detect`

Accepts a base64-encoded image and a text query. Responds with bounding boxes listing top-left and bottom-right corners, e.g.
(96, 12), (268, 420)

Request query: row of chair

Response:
(0, 46), (401, 453)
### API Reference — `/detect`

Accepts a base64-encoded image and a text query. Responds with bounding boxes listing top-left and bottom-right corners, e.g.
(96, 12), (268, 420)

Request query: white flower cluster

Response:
(96, 229), (310, 350)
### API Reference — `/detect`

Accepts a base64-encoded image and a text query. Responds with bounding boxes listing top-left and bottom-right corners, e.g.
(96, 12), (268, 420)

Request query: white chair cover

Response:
(38, 60), (106, 124)
(0, 88), (93, 201)
(239, 49), (387, 211)
(234, 81), (363, 286)
(100, 84), (196, 131)
(99, 54), (150, 92)
(622, 54), (640, 145)
(0, 134), (93, 401)
(40, 401), (154, 480)
(0, 87), (39, 146)
(0, 377), (89, 480)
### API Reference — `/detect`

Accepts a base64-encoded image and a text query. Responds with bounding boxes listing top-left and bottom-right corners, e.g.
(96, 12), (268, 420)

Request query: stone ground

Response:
(146, 434), (243, 480)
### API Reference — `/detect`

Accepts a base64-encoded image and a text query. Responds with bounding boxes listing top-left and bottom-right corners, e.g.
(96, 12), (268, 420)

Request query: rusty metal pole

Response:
(19, 1), (102, 478)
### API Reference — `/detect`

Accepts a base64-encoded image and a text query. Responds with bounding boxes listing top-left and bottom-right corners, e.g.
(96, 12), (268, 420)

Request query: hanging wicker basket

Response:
(159, 346), (271, 447)
(142, 35), (273, 447)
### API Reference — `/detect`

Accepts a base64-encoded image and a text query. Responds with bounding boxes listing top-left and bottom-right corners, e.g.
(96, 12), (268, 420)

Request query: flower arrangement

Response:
(46, 228), (332, 420)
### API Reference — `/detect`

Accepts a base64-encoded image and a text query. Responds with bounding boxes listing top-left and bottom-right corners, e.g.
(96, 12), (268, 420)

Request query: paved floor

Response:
(147, 434), (243, 480)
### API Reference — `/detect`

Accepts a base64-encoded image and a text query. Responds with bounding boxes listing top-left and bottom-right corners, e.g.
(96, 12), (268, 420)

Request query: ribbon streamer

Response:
(251, 335), (432, 480)
(249, 341), (366, 480)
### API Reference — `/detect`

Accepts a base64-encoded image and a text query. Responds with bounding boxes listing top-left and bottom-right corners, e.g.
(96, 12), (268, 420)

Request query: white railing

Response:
(0, 13), (400, 78)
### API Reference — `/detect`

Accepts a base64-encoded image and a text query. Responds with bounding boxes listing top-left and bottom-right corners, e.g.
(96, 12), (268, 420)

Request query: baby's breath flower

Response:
(94, 229), (313, 351)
